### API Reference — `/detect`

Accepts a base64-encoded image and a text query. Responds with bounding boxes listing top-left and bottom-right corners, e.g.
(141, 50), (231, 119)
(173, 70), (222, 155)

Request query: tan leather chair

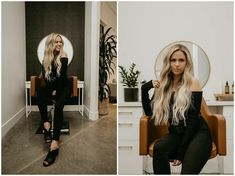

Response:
(139, 98), (226, 159)
(30, 75), (78, 97)
(30, 75), (78, 133)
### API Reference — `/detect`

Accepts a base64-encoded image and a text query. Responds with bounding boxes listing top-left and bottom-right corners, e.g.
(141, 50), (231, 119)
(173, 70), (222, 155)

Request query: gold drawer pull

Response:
(118, 122), (133, 127)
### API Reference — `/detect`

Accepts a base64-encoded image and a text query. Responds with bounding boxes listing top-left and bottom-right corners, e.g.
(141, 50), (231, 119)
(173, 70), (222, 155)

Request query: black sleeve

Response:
(60, 58), (68, 80)
(177, 92), (202, 161)
(141, 80), (154, 116)
(56, 58), (69, 90)
(41, 60), (46, 81)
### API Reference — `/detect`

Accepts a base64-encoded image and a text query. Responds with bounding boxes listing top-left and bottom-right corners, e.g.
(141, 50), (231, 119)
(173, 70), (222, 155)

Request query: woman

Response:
(37, 33), (71, 167)
(141, 44), (212, 174)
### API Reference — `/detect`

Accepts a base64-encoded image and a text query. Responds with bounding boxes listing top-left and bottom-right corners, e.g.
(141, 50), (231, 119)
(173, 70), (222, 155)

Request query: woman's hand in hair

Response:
(152, 80), (160, 88)
(172, 159), (182, 166)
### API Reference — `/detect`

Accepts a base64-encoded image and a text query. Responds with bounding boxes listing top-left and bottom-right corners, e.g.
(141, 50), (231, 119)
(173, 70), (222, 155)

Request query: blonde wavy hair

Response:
(152, 44), (194, 126)
(43, 33), (63, 81)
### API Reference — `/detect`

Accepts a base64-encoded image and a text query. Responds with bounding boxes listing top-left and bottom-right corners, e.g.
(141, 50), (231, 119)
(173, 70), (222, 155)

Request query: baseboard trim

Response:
(84, 105), (98, 121)
(2, 107), (26, 137)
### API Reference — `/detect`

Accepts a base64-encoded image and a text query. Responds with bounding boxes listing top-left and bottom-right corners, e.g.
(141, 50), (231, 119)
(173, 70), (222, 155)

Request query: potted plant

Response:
(119, 63), (140, 102)
(99, 27), (117, 115)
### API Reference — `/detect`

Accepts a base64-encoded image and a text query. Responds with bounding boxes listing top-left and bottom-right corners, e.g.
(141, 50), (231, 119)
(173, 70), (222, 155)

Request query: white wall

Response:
(118, 2), (233, 101)
(84, 2), (100, 120)
(2, 2), (26, 137)
(101, 2), (117, 83)
(101, 2), (117, 33)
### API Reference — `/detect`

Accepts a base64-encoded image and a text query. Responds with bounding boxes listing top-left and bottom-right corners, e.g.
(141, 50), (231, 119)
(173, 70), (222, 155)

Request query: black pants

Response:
(153, 128), (212, 174)
(37, 86), (71, 141)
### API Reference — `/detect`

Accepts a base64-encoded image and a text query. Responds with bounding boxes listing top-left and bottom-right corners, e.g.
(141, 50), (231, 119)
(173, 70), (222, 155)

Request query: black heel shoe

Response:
(43, 128), (52, 143)
(43, 148), (59, 167)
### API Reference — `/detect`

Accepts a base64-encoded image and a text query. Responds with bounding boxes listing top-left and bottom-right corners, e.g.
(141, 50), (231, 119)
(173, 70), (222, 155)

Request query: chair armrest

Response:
(207, 114), (226, 155)
(139, 115), (169, 155)
(139, 115), (150, 155)
(30, 76), (40, 97)
(69, 76), (78, 97)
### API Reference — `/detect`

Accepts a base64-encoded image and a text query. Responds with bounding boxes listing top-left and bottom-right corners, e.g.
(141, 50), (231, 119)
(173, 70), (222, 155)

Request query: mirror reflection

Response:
(155, 41), (210, 88)
(37, 34), (74, 65)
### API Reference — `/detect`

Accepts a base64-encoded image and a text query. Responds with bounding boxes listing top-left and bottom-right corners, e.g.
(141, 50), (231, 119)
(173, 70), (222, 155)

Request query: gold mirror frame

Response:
(154, 41), (211, 88)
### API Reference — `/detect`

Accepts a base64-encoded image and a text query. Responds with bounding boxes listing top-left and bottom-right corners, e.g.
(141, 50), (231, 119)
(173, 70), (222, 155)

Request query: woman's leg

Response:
(52, 87), (71, 141)
(181, 130), (212, 174)
(37, 86), (54, 143)
(37, 86), (50, 125)
(43, 87), (70, 166)
(153, 133), (181, 174)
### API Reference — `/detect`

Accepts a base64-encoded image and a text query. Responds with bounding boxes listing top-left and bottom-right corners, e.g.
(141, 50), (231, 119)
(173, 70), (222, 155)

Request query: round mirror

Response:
(37, 34), (73, 65)
(154, 41), (210, 88)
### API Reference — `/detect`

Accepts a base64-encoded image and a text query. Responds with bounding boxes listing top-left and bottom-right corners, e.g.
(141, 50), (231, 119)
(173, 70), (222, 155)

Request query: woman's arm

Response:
(177, 77), (202, 161)
(56, 57), (68, 90)
(141, 80), (155, 116)
(60, 51), (68, 78)
(60, 57), (68, 77)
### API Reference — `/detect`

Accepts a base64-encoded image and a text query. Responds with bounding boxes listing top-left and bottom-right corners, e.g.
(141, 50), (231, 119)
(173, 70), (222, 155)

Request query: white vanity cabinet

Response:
(118, 102), (143, 174)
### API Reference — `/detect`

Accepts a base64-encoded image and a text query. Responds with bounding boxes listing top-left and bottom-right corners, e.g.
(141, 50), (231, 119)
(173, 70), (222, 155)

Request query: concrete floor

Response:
(2, 104), (117, 174)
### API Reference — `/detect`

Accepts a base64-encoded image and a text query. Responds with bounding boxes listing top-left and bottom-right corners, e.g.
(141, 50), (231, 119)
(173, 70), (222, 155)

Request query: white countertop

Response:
(205, 100), (233, 106)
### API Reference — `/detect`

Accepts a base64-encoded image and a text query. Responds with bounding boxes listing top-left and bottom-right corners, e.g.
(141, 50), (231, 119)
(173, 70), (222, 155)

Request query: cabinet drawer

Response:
(222, 106), (233, 116)
(118, 107), (142, 119)
(118, 141), (143, 174)
(118, 118), (139, 140)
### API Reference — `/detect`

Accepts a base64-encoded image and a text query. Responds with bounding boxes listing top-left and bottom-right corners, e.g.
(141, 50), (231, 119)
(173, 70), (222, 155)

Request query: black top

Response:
(141, 80), (210, 160)
(42, 57), (70, 92)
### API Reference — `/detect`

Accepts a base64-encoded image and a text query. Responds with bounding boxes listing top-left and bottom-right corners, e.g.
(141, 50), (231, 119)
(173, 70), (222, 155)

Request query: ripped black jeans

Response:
(37, 85), (71, 141)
